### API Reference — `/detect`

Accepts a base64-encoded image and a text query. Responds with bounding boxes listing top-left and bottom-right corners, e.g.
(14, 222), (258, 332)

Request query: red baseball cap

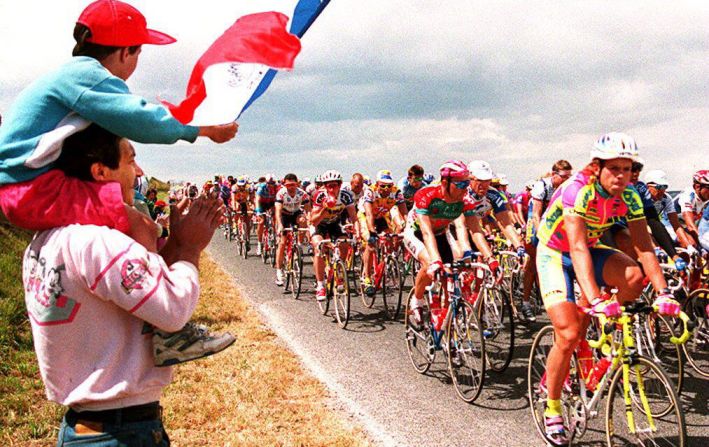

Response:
(77, 0), (176, 47)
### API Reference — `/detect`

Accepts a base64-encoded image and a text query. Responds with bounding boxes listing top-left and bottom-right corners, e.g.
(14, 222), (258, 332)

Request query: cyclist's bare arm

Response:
(682, 210), (700, 236)
(495, 209), (524, 249)
(532, 198), (544, 232)
(453, 214), (472, 254)
(309, 205), (327, 226)
(468, 215), (494, 259)
(274, 202), (283, 232)
(394, 203), (407, 231)
(364, 201), (376, 234)
(627, 218), (668, 292)
(565, 214), (599, 303)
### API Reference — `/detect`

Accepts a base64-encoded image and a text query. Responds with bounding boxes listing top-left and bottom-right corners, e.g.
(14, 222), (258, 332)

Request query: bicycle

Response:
(528, 300), (691, 446)
(359, 232), (404, 320)
(234, 210), (252, 259)
(222, 206), (235, 242)
(259, 210), (276, 266)
(404, 260), (486, 403)
(281, 226), (309, 300)
(498, 250), (541, 321)
(316, 233), (356, 329)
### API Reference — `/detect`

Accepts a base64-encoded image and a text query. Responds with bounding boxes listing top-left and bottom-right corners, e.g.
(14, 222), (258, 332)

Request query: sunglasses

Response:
(379, 184), (393, 189)
(325, 182), (340, 188)
(648, 183), (668, 190)
(284, 182), (298, 188)
(452, 179), (471, 189)
(410, 176), (424, 182)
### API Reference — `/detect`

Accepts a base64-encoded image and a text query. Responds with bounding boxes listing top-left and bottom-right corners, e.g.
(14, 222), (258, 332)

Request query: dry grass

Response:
(162, 253), (372, 447)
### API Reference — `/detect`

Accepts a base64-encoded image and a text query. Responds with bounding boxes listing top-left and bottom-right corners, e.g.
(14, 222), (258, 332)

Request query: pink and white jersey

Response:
(275, 187), (310, 214)
(23, 225), (200, 411)
(674, 187), (708, 222)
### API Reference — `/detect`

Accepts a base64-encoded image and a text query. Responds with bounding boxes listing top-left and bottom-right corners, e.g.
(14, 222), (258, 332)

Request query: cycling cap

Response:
(236, 177), (247, 186)
(498, 174), (509, 186)
(423, 173), (434, 183)
(78, 0), (176, 47)
(376, 169), (395, 184)
(590, 132), (639, 161)
(440, 160), (470, 180)
(363, 175), (372, 186)
(467, 160), (493, 181)
(644, 170), (669, 187)
(693, 169), (709, 186)
(321, 170), (343, 183)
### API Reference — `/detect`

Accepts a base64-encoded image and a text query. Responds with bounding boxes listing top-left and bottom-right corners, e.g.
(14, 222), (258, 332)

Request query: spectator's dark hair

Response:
(55, 124), (122, 181)
(552, 160), (572, 173)
(258, 176), (266, 183)
(408, 164), (424, 177)
(147, 188), (158, 197)
(284, 173), (298, 182)
(72, 24), (140, 60)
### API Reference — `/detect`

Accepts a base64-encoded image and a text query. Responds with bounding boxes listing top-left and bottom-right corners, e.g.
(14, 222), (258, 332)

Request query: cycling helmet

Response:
(423, 173), (434, 184)
(363, 175), (372, 186)
(644, 170), (669, 187)
(265, 174), (276, 183)
(236, 177), (247, 186)
(321, 170), (343, 183)
(498, 174), (509, 186)
(376, 169), (395, 184)
(314, 174), (323, 184)
(439, 160), (470, 180)
(692, 169), (709, 185)
(590, 132), (639, 161)
(467, 160), (493, 181)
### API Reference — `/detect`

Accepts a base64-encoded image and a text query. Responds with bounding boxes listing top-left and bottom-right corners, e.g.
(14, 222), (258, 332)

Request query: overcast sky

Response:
(1, 0), (707, 189)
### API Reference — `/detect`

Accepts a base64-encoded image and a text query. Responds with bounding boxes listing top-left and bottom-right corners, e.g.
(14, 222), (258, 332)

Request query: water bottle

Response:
(576, 339), (594, 381)
(585, 357), (611, 391)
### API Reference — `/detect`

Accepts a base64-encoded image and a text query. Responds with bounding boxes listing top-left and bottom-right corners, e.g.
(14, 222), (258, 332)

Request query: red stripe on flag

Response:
(163, 11), (301, 124)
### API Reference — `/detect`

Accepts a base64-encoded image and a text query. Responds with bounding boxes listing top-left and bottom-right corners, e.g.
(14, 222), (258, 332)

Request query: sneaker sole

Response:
(156, 336), (237, 367)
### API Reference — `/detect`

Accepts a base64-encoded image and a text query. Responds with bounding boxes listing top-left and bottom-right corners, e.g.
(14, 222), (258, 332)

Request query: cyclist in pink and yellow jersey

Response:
(535, 132), (681, 447)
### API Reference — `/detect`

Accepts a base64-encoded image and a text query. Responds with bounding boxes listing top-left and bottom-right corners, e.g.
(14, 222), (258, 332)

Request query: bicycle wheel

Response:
(318, 264), (331, 315)
(683, 289), (709, 379)
(606, 356), (686, 447)
(478, 287), (515, 372)
(291, 246), (303, 300)
(528, 325), (555, 439)
(447, 300), (486, 403)
(635, 313), (684, 395)
(382, 255), (403, 320)
(332, 260), (351, 329)
(404, 288), (434, 374)
(360, 253), (377, 308)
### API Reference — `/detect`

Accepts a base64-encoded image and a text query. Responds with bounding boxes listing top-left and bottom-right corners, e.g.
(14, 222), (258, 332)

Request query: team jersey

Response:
(469, 187), (508, 218)
(537, 170), (645, 251)
(397, 176), (428, 210)
(652, 193), (676, 218)
(312, 189), (355, 224)
(275, 187), (310, 214)
(255, 182), (278, 204)
(407, 185), (476, 235)
(341, 183), (367, 203)
(357, 185), (405, 218)
(673, 187), (708, 222)
(514, 190), (531, 216)
(231, 185), (250, 204)
(528, 177), (555, 220)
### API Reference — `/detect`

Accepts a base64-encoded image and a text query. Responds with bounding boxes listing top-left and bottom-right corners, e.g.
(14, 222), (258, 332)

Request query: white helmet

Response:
(591, 132), (639, 161)
(644, 170), (669, 187)
(265, 173), (276, 183)
(376, 169), (395, 184)
(498, 174), (509, 186)
(467, 160), (494, 181)
(321, 170), (343, 183)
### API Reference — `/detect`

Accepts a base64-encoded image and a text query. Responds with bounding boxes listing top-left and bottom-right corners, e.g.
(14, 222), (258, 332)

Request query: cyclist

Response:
(397, 164), (427, 212)
(342, 172), (367, 203)
(512, 181), (535, 230)
(535, 132), (680, 446)
(231, 176), (253, 250)
(309, 170), (358, 301)
(255, 174), (278, 256)
(674, 170), (709, 250)
(404, 161), (488, 329)
(359, 169), (407, 296)
(274, 174), (311, 286)
(466, 161), (529, 315)
(643, 170), (692, 249)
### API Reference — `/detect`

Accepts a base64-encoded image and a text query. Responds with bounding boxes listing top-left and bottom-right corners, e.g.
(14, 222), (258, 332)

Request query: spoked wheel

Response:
(606, 356), (686, 447)
(318, 264), (331, 315)
(635, 312), (684, 396)
(404, 288), (434, 374)
(269, 233), (277, 268)
(332, 260), (351, 329)
(360, 253), (377, 308)
(291, 246), (303, 300)
(237, 232), (244, 257)
(478, 287), (515, 373)
(446, 300), (486, 403)
(261, 235), (269, 264)
(683, 289), (709, 379)
(382, 255), (403, 320)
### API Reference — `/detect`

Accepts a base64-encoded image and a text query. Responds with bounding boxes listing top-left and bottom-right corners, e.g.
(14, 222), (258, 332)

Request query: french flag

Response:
(164, 0), (330, 126)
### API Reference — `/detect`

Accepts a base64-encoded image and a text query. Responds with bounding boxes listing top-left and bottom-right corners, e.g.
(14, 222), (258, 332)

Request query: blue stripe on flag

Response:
(238, 0), (331, 118)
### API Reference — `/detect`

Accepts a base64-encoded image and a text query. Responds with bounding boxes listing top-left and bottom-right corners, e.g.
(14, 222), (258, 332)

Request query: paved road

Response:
(208, 235), (708, 446)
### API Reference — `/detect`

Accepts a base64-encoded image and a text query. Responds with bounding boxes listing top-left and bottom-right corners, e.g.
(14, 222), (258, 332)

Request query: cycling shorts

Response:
(358, 214), (391, 243)
(403, 228), (455, 265)
(235, 202), (249, 215)
(525, 224), (539, 247)
(536, 243), (619, 310)
(280, 210), (303, 229)
(311, 221), (344, 240)
(255, 202), (274, 215)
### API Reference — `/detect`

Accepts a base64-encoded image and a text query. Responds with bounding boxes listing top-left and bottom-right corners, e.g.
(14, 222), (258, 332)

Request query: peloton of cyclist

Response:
(534, 132), (680, 446)
(359, 169), (407, 296)
(255, 174), (279, 256)
(309, 170), (358, 301)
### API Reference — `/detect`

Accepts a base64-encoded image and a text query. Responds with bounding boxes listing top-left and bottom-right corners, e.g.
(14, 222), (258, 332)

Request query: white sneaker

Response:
(275, 270), (284, 286)
(256, 243), (262, 256)
(153, 322), (236, 367)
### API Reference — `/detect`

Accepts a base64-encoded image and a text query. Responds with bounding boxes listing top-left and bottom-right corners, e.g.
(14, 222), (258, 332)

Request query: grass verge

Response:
(1, 219), (371, 446)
